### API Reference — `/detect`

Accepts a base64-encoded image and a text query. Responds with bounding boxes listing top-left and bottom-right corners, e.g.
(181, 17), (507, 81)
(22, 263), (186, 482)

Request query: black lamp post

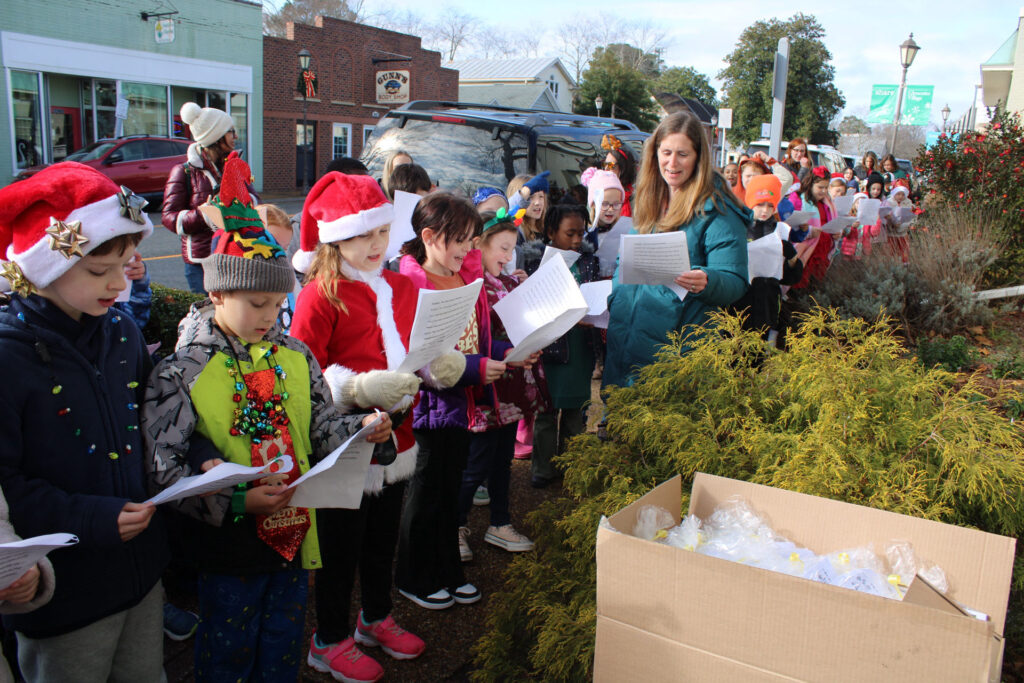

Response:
(888, 33), (921, 155)
(941, 103), (951, 133)
(595, 95), (603, 118)
(299, 48), (312, 192)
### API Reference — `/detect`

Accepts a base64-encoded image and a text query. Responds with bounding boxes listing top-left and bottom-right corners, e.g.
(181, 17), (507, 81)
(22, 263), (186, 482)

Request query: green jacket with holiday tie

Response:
(142, 301), (368, 574)
(603, 188), (751, 389)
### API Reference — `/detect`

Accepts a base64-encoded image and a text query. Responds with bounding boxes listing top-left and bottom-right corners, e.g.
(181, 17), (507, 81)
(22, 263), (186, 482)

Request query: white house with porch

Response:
(449, 57), (575, 112)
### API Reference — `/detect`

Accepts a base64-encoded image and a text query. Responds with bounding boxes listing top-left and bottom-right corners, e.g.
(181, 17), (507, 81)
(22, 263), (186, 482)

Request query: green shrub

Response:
(808, 204), (998, 341)
(473, 309), (1024, 681)
(143, 283), (205, 356)
(917, 335), (978, 372)
(915, 107), (1024, 286)
(993, 354), (1024, 380)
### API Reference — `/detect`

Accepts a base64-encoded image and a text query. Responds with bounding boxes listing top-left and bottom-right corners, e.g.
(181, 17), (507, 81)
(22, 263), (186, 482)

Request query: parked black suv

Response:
(361, 102), (649, 197)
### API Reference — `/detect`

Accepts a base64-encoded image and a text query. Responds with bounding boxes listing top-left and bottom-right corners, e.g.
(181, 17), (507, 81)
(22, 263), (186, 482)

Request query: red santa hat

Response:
(0, 161), (153, 291)
(294, 172), (394, 272)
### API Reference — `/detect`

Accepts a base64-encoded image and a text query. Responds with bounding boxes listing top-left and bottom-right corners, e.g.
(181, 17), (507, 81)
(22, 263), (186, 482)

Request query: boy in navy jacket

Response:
(0, 162), (168, 681)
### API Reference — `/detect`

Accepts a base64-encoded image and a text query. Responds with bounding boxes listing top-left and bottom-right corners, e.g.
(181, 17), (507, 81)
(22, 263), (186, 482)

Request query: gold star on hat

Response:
(45, 218), (90, 259)
(1, 261), (36, 297)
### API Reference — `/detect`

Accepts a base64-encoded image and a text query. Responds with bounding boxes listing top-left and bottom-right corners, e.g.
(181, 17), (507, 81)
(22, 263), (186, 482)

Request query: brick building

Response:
(263, 17), (458, 192)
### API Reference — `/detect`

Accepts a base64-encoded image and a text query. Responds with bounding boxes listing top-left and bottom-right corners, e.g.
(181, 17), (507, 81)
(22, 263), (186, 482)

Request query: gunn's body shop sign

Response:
(376, 71), (410, 104)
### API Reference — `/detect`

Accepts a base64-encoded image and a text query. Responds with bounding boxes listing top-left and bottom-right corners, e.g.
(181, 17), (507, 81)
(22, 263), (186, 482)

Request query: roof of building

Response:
(458, 83), (559, 111)
(984, 29), (1018, 66)
(448, 57), (575, 86)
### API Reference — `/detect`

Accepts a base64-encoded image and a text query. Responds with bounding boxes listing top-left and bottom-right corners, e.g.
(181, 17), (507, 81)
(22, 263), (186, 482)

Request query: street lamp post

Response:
(595, 95), (603, 118)
(710, 115), (719, 168)
(941, 103), (951, 133)
(298, 49), (312, 192)
(888, 33), (921, 156)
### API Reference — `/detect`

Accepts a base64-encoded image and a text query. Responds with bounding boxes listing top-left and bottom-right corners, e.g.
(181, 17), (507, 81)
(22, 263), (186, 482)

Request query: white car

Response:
(745, 140), (847, 175)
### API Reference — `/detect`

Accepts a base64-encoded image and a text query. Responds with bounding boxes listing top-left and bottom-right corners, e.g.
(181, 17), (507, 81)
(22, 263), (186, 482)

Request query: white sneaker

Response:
(484, 525), (535, 552)
(458, 525), (473, 562)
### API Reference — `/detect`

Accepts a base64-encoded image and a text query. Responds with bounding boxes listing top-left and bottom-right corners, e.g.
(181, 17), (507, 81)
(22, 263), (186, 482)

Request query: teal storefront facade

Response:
(0, 0), (263, 188)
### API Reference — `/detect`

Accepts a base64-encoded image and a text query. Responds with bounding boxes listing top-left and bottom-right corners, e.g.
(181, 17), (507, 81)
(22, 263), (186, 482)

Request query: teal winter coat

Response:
(603, 189), (750, 388)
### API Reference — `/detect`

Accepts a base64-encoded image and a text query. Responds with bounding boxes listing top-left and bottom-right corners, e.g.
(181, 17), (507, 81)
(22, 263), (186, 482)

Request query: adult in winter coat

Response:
(604, 111), (750, 389)
(161, 102), (255, 293)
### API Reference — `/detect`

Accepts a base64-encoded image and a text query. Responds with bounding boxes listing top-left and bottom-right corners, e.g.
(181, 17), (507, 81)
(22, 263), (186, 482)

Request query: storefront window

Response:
(122, 82), (168, 136)
(230, 93), (247, 158)
(11, 71), (42, 169)
(207, 91), (226, 112)
(94, 80), (116, 139)
(332, 123), (351, 159)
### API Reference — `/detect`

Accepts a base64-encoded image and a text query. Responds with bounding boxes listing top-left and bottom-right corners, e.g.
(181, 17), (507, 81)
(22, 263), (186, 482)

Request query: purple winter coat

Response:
(399, 250), (511, 430)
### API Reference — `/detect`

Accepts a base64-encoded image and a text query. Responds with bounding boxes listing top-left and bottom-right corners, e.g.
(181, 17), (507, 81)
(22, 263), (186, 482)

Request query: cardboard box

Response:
(595, 474), (1016, 682)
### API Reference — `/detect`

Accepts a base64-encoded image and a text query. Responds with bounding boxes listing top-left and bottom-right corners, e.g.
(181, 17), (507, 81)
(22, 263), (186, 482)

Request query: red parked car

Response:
(16, 135), (190, 203)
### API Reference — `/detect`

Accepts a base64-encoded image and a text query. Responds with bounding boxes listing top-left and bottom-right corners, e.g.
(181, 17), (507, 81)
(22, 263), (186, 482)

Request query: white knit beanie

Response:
(180, 102), (234, 148)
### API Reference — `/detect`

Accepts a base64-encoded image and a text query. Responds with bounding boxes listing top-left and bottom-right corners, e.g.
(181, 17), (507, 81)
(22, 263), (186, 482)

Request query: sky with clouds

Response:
(267, 0), (1020, 127)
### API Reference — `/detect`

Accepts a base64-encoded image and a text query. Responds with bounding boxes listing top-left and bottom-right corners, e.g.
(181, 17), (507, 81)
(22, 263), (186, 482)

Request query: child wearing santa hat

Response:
(0, 162), (168, 681)
(289, 172), (427, 683)
(143, 153), (388, 682)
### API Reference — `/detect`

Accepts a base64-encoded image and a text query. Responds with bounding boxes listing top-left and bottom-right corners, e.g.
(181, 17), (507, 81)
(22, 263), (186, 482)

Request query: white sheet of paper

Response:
(397, 279), (483, 373)
(594, 216), (634, 277)
(146, 456), (294, 505)
(115, 286), (131, 303)
(618, 231), (689, 301)
(784, 210), (818, 228)
(878, 206), (893, 219)
(894, 207), (916, 225)
(502, 248), (518, 276)
(386, 191), (422, 261)
(775, 222), (792, 240)
(579, 280), (613, 316)
(494, 257), (588, 363)
(819, 216), (856, 235)
(286, 415), (381, 509)
(747, 233), (784, 282)
(579, 279), (613, 329)
(0, 533), (77, 590)
(540, 245), (580, 269)
(857, 198), (881, 224)
(832, 194), (855, 217)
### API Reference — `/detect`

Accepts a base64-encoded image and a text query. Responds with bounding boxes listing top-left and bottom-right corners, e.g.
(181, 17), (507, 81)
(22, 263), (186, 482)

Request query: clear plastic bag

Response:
(665, 514), (704, 551)
(632, 505), (675, 541)
(886, 541), (949, 594)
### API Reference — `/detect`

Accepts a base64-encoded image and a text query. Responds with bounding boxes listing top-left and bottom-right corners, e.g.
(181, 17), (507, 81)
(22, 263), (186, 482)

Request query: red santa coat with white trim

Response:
(291, 269), (418, 495)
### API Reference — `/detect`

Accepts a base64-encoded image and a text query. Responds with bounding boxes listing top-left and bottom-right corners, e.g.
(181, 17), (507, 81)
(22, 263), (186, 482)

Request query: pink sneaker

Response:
(354, 611), (425, 660)
(307, 633), (383, 683)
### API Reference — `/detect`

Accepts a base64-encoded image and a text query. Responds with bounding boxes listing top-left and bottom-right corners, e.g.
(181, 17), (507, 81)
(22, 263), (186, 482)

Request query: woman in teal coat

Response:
(604, 111), (750, 388)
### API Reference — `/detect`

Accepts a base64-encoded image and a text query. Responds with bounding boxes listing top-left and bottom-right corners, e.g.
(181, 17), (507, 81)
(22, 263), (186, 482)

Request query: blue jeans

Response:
(459, 424), (516, 527)
(195, 569), (308, 683)
(184, 261), (206, 294)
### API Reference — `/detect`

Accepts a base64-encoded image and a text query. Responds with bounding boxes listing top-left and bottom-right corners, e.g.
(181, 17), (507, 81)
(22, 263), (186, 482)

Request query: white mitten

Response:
(344, 370), (421, 410)
(425, 351), (466, 389)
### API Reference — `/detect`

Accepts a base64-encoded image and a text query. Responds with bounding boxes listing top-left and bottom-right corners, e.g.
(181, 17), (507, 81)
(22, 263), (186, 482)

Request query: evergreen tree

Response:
(575, 46), (660, 132)
(718, 13), (845, 146)
(654, 66), (717, 107)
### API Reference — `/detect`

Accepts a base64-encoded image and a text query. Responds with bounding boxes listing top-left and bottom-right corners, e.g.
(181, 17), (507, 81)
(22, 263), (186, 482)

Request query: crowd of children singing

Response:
(0, 102), (921, 683)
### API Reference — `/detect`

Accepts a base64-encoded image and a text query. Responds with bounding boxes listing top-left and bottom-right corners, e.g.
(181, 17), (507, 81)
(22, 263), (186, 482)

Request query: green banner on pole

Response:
(867, 84), (898, 123)
(867, 84), (934, 125)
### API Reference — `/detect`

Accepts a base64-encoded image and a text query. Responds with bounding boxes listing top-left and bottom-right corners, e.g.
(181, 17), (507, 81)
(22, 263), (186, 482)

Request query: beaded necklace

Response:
(216, 326), (291, 444)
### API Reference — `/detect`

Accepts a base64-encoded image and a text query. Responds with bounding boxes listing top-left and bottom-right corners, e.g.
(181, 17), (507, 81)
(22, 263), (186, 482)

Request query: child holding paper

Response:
(289, 172), (426, 682)
(397, 192), (510, 610)
(731, 174), (803, 339)
(527, 204), (599, 489)
(885, 181), (914, 263)
(791, 167), (838, 290)
(457, 209), (546, 560)
(840, 193), (880, 259)
(828, 174), (848, 199)
(0, 163), (167, 682)
(506, 173), (548, 242)
(581, 168), (625, 259)
(143, 154), (388, 682)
